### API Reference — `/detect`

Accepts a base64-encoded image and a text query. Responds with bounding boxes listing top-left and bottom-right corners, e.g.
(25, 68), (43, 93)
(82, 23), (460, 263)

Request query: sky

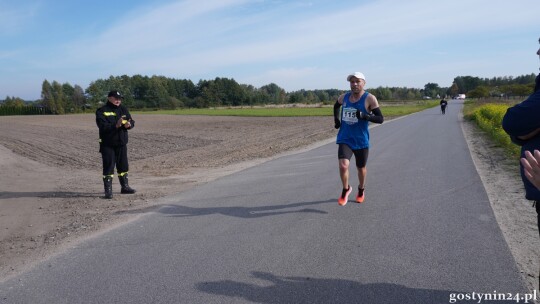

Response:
(1, 0), (539, 100)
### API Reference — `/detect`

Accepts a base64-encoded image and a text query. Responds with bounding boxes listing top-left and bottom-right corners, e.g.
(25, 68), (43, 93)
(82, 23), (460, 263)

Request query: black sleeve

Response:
(126, 109), (134, 129)
(502, 93), (540, 141)
(509, 135), (527, 146)
(121, 106), (134, 129)
(96, 108), (116, 133)
(367, 107), (384, 124)
(333, 100), (341, 122)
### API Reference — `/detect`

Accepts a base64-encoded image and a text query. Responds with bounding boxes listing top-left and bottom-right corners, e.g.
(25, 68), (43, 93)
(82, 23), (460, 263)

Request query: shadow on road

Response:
(196, 271), (464, 304)
(115, 199), (333, 218)
(0, 191), (98, 199)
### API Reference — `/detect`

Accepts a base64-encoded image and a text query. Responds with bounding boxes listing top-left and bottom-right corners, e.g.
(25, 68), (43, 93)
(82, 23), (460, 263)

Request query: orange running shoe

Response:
(356, 188), (365, 203)
(338, 186), (352, 206)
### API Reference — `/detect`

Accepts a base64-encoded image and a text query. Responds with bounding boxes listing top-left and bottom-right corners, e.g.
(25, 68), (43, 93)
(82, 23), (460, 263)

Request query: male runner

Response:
(333, 72), (384, 206)
(440, 98), (448, 114)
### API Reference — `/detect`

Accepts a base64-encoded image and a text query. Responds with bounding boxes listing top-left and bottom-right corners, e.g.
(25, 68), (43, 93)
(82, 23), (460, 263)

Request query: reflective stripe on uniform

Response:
(103, 112), (117, 117)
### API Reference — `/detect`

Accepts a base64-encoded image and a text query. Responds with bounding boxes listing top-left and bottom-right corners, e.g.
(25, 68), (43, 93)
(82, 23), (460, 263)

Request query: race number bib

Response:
(342, 107), (358, 124)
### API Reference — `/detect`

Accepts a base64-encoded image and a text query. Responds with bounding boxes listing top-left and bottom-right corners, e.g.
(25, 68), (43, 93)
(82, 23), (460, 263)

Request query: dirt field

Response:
(0, 113), (537, 293)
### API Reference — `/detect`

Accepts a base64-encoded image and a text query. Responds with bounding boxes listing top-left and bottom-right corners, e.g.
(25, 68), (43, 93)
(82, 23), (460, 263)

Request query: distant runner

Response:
(440, 98), (448, 115)
(333, 72), (384, 206)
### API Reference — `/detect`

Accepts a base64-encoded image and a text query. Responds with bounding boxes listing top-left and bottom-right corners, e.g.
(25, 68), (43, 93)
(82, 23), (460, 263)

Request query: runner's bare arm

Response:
(357, 94), (384, 124)
(337, 93), (345, 105)
(366, 94), (380, 112)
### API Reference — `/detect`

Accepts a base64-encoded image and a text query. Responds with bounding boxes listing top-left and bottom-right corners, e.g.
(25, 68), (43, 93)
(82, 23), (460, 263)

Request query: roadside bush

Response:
(469, 104), (520, 157)
(0, 105), (53, 116)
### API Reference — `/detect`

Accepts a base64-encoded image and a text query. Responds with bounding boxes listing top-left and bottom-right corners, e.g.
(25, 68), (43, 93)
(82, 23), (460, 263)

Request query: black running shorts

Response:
(338, 144), (369, 168)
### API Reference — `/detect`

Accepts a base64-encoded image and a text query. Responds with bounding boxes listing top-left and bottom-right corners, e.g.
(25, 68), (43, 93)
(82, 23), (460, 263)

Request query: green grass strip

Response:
(135, 100), (438, 117)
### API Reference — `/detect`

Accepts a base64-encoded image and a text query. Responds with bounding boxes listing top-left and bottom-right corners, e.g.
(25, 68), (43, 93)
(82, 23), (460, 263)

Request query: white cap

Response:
(347, 72), (365, 82)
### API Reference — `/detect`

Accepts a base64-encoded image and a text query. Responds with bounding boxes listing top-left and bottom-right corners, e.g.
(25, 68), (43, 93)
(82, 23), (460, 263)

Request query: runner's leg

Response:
(338, 144), (354, 189)
(358, 167), (366, 189)
(339, 159), (349, 189)
(337, 144), (354, 205)
(353, 148), (369, 190)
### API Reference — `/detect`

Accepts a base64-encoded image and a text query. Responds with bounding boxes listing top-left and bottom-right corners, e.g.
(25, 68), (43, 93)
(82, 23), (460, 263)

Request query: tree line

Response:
(83, 75), (345, 111)
(1, 73), (537, 114)
(452, 74), (537, 99)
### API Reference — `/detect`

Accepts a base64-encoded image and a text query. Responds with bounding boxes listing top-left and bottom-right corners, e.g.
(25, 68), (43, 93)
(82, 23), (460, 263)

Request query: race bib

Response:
(342, 107), (358, 124)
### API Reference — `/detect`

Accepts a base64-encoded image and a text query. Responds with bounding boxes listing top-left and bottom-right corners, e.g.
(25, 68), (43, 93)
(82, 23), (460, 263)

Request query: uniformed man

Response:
(95, 90), (136, 199)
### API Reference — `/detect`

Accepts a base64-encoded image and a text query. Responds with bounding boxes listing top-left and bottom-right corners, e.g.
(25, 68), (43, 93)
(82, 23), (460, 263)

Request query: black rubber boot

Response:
(119, 174), (136, 194)
(103, 176), (113, 199)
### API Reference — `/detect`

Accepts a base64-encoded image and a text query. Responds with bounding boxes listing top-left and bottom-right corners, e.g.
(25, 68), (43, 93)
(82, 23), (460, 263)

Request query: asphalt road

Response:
(0, 101), (530, 304)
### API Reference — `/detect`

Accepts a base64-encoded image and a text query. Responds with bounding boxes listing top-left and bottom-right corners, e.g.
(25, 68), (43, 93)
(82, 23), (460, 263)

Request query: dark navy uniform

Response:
(95, 90), (136, 198)
(502, 73), (540, 235)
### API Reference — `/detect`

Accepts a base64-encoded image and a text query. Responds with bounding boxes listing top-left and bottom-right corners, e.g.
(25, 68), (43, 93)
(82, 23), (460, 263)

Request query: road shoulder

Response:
(461, 114), (539, 293)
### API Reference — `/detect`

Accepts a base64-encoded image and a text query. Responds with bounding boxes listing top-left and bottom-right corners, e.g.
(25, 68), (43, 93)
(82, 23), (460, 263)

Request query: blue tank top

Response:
(336, 92), (370, 150)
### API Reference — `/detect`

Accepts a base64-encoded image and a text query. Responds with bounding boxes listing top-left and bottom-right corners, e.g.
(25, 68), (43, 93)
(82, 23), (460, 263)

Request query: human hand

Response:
(116, 118), (124, 128)
(356, 110), (369, 120)
(521, 150), (540, 190)
(334, 118), (341, 129)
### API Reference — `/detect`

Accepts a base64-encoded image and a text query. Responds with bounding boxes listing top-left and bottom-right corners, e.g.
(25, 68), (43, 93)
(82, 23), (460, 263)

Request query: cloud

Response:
(0, 2), (40, 35)
(64, 0), (537, 74)
(61, 0), (252, 66)
(5, 0), (539, 99)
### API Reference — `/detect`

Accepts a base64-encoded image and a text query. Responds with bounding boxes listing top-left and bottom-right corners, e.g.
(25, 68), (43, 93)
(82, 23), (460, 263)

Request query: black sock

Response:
(341, 186), (350, 198)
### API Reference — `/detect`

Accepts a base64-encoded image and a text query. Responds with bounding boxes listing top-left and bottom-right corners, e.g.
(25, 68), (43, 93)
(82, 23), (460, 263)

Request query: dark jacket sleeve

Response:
(96, 108), (116, 133)
(502, 91), (540, 146)
(502, 89), (540, 200)
(126, 108), (135, 130)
